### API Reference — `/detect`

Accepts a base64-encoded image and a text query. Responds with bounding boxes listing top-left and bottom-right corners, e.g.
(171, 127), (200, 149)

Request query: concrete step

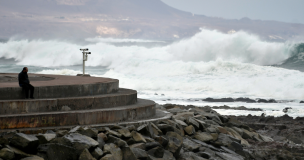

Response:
(0, 74), (119, 100)
(0, 88), (137, 115)
(0, 99), (155, 130)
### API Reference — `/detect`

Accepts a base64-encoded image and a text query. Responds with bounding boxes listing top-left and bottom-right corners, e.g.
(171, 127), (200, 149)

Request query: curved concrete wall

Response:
(0, 89), (137, 115)
(0, 82), (119, 100)
(0, 99), (155, 129)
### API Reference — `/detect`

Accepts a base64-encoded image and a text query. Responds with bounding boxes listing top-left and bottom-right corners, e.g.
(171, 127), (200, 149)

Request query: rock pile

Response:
(0, 105), (278, 160)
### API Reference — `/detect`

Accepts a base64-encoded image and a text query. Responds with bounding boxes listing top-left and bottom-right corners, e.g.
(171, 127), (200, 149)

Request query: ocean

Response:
(1, 29), (303, 117)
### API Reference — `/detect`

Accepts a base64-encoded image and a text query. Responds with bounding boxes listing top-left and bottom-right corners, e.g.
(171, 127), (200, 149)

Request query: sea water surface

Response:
(0, 29), (304, 117)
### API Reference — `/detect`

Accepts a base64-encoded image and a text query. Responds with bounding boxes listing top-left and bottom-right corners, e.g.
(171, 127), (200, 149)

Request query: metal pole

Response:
(83, 52), (85, 75)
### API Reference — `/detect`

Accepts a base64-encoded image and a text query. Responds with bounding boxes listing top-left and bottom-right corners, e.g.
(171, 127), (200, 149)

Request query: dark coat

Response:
(18, 71), (30, 85)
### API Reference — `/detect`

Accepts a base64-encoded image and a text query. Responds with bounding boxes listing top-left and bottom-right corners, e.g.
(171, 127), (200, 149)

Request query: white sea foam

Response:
(1, 29), (304, 103)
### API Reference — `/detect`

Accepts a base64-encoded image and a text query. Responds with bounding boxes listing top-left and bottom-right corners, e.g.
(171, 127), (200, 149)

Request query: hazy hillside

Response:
(0, 0), (304, 40)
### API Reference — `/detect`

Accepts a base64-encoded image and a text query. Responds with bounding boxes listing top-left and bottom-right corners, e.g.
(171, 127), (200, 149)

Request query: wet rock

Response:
(257, 99), (277, 103)
(166, 131), (183, 157)
(107, 135), (128, 147)
(56, 130), (68, 137)
(103, 143), (122, 160)
(100, 154), (115, 160)
(131, 148), (148, 159)
(91, 147), (103, 160)
(203, 97), (234, 102)
(78, 127), (98, 139)
(129, 143), (146, 150)
(37, 143), (77, 160)
(0, 148), (15, 160)
(178, 152), (207, 160)
(36, 133), (56, 144)
(131, 131), (147, 143)
(10, 133), (39, 153)
(183, 138), (200, 152)
(147, 146), (164, 158)
(300, 101), (304, 103)
(117, 128), (131, 138)
(184, 125), (196, 135)
(194, 132), (214, 142)
(63, 133), (99, 153)
(235, 97), (256, 103)
(79, 149), (96, 160)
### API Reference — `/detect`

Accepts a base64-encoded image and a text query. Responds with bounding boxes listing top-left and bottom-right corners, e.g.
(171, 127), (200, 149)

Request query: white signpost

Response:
(78, 48), (91, 77)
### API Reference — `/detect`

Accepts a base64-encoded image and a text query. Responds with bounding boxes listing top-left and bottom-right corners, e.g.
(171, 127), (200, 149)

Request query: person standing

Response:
(18, 67), (34, 99)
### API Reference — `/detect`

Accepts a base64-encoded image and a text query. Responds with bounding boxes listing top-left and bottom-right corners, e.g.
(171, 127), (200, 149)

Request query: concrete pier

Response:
(0, 73), (157, 130)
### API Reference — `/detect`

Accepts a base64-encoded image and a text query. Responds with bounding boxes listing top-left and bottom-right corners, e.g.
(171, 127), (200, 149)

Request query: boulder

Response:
(20, 156), (44, 160)
(98, 132), (108, 141)
(182, 138), (200, 151)
(36, 133), (56, 144)
(56, 130), (68, 137)
(10, 133), (39, 153)
(100, 154), (115, 160)
(151, 123), (163, 136)
(121, 147), (137, 160)
(194, 119), (208, 130)
(147, 146), (165, 158)
(131, 148), (148, 159)
(184, 125), (196, 135)
(6, 145), (32, 159)
(129, 143), (146, 150)
(37, 143), (77, 160)
(91, 147), (103, 160)
(117, 128), (132, 138)
(206, 126), (218, 133)
(154, 136), (168, 147)
(63, 133), (99, 153)
(107, 130), (122, 138)
(0, 148), (15, 160)
(172, 112), (194, 121)
(194, 132), (214, 142)
(167, 108), (187, 114)
(126, 125), (136, 132)
(131, 131), (147, 143)
(186, 118), (200, 129)
(103, 143), (122, 160)
(166, 132), (183, 157)
(258, 134), (274, 142)
(137, 123), (155, 138)
(178, 152), (207, 160)
(156, 124), (175, 134)
(163, 150), (176, 160)
(215, 152), (244, 160)
(0, 132), (15, 145)
(79, 149), (96, 160)
(145, 142), (162, 150)
(78, 127), (98, 139)
(174, 119), (188, 127)
(215, 133), (241, 147)
(107, 135), (128, 147)
(242, 129), (254, 139)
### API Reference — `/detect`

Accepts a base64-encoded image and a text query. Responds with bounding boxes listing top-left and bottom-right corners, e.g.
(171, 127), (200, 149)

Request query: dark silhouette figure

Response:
(18, 67), (34, 99)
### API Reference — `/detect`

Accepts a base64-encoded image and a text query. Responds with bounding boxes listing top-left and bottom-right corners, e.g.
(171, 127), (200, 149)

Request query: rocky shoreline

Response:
(0, 104), (303, 160)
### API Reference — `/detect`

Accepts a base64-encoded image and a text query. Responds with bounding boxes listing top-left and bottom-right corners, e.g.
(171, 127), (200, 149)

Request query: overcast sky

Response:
(161, 0), (304, 24)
